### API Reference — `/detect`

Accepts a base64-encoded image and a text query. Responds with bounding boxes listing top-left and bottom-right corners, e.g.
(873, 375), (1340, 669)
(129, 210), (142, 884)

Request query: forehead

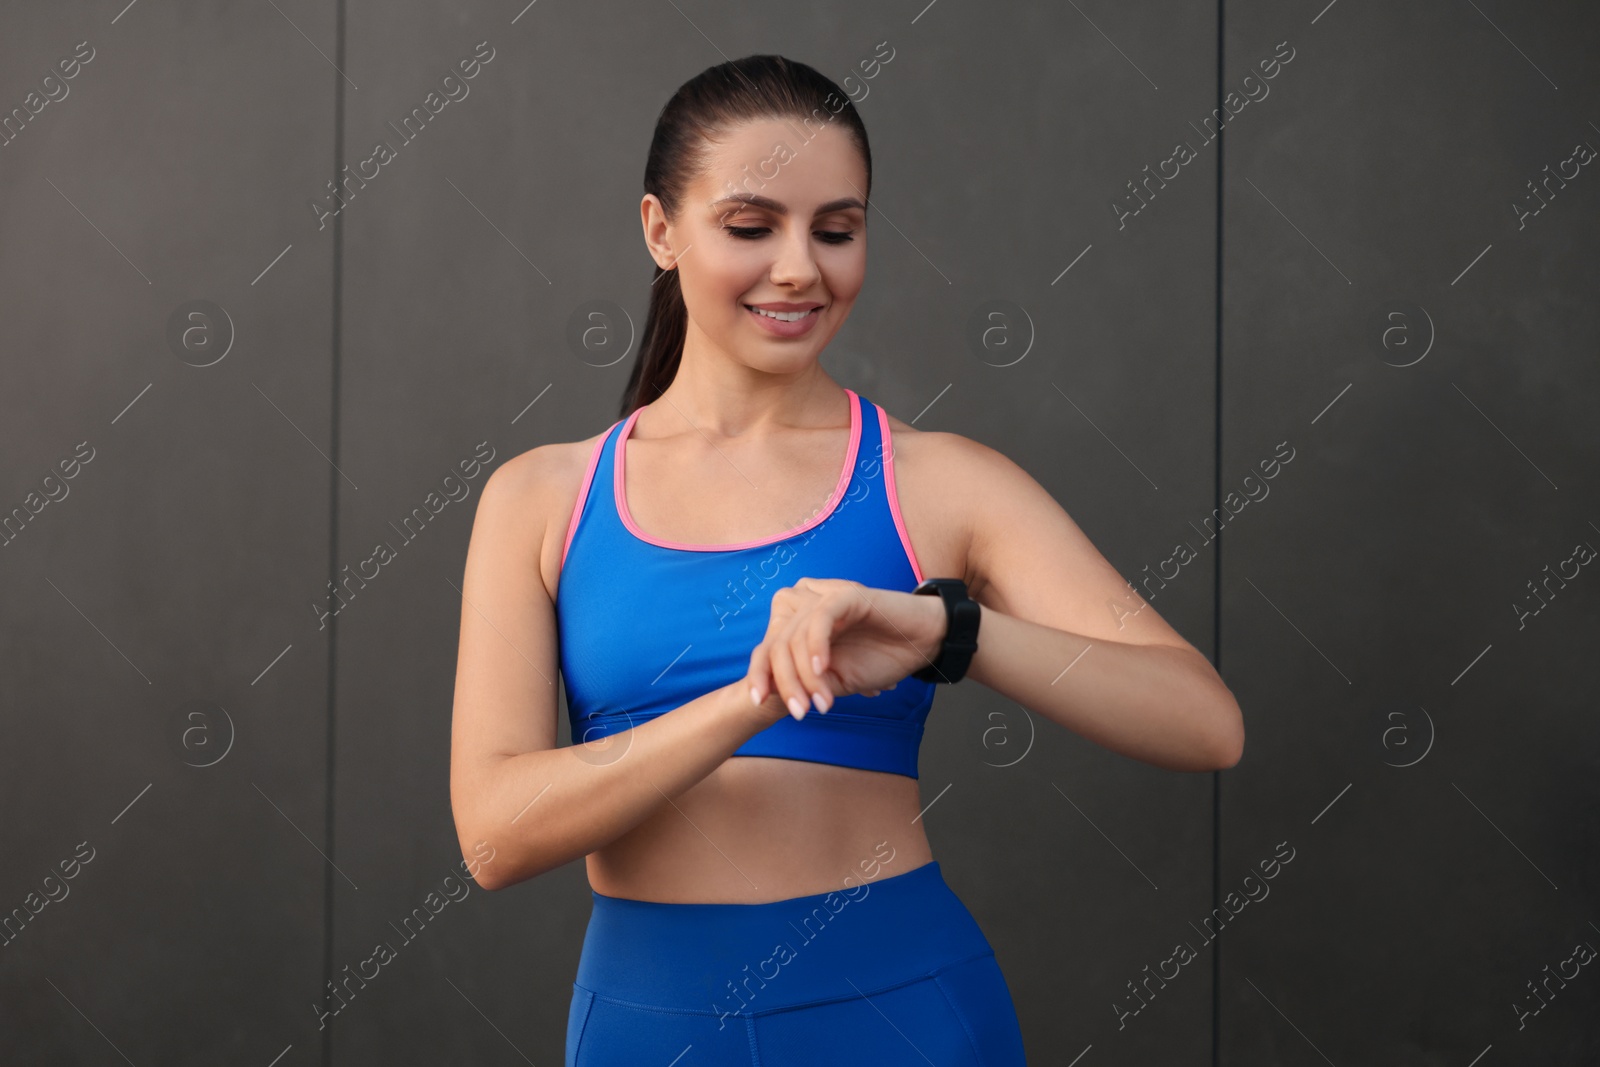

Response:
(691, 117), (866, 209)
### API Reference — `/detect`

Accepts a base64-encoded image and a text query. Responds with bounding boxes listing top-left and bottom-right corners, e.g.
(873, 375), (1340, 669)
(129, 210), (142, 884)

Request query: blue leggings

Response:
(566, 860), (1026, 1065)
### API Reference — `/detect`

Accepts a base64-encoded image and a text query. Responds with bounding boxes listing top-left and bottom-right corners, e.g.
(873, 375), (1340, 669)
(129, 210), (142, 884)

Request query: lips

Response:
(745, 305), (820, 320)
(743, 302), (824, 337)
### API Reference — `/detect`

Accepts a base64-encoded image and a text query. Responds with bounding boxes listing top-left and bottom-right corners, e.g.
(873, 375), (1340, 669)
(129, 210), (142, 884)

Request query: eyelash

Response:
(724, 226), (856, 244)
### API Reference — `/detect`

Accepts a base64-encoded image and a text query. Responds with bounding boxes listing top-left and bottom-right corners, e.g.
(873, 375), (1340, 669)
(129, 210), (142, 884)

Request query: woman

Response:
(449, 54), (1244, 1065)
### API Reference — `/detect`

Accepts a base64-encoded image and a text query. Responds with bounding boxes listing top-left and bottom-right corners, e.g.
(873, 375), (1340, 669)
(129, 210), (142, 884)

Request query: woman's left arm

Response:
(948, 435), (1244, 773)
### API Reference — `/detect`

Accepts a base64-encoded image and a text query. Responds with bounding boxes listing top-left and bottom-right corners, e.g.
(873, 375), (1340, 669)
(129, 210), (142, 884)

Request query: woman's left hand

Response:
(743, 577), (947, 720)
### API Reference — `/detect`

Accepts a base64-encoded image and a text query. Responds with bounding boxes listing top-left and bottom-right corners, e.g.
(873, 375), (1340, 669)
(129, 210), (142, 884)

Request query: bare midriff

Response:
(584, 755), (935, 904)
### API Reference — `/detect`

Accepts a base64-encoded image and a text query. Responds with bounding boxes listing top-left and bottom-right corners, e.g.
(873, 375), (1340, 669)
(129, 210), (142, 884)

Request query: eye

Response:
(723, 226), (857, 244)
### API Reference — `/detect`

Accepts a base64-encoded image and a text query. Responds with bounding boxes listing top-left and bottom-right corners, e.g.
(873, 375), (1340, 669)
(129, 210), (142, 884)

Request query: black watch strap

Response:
(911, 578), (981, 683)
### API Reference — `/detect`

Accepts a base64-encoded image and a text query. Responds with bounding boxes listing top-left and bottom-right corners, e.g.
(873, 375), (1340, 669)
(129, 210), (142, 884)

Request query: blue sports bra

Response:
(554, 387), (937, 779)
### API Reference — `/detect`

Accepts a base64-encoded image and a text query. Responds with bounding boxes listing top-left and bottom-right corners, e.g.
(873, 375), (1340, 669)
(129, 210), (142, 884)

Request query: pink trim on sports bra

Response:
(561, 420), (619, 571)
(613, 387), (864, 552)
(877, 404), (925, 584)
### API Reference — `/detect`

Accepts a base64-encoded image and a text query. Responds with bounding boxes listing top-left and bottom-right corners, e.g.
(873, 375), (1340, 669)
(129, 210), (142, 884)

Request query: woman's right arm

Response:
(448, 445), (792, 892)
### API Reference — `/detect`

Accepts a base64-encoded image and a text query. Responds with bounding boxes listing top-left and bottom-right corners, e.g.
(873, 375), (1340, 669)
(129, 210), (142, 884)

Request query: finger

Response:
(813, 590), (869, 705)
(746, 642), (772, 706)
(788, 621), (830, 715)
(766, 624), (809, 721)
(762, 583), (826, 719)
(750, 649), (800, 720)
(754, 589), (803, 715)
(793, 601), (845, 713)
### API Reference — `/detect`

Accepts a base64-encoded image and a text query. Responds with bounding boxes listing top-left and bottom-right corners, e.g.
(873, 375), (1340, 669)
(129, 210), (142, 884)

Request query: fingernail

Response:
(813, 690), (831, 713)
(787, 695), (807, 720)
(750, 685), (761, 706)
(812, 655), (823, 674)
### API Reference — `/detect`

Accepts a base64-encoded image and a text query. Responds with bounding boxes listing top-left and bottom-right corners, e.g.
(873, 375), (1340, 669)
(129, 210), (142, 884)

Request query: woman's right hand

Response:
(741, 577), (947, 721)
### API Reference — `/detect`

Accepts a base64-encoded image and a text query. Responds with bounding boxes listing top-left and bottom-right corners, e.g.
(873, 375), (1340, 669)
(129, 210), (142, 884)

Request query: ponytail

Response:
(619, 263), (687, 418)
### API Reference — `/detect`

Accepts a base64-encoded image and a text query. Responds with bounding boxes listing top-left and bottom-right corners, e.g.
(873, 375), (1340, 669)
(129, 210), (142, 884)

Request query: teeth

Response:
(748, 306), (815, 322)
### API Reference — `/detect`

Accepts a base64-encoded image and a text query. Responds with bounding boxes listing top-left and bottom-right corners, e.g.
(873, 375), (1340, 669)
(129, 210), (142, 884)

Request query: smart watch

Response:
(911, 578), (981, 683)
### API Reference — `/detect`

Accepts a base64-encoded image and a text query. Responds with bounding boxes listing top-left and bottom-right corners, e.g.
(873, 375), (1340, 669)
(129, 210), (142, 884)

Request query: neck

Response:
(646, 336), (842, 439)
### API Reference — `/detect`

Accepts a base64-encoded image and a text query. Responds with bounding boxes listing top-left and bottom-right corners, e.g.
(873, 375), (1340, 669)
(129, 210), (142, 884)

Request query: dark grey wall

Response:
(2, 1), (1595, 1064)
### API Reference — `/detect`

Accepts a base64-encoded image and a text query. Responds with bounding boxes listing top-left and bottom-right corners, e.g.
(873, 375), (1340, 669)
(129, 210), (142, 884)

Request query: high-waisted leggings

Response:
(566, 860), (1027, 1065)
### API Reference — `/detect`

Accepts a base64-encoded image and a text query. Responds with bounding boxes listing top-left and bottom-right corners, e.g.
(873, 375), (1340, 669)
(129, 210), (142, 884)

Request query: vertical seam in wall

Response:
(1211, 1), (1225, 1067)
(321, 1), (346, 1065)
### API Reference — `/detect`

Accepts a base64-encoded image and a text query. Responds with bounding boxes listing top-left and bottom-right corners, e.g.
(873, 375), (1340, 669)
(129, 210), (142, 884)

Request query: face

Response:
(641, 116), (869, 374)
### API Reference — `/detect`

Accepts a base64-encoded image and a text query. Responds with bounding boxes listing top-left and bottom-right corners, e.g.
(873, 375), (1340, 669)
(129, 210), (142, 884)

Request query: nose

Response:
(768, 226), (822, 290)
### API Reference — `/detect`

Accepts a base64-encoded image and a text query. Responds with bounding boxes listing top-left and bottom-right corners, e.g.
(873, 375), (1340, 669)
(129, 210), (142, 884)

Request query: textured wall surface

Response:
(2, 2), (1595, 1064)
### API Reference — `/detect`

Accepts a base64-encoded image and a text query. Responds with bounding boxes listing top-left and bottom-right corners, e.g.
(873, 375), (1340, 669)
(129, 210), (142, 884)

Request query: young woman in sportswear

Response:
(449, 54), (1244, 1066)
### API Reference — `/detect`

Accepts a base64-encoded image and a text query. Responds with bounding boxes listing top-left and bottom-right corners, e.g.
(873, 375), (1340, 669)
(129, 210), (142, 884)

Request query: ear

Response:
(639, 194), (679, 271)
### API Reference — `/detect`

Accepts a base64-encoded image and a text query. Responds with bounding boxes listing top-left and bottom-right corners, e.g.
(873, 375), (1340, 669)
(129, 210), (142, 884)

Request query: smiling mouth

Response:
(744, 305), (821, 322)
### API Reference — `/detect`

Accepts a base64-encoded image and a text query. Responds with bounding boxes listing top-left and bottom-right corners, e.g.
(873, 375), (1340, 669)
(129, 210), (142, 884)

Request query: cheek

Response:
(822, 242), (867, 289)
(681, 265), (755, 321)
(702, 256), (765, 301)
(824, 260), (866, 303)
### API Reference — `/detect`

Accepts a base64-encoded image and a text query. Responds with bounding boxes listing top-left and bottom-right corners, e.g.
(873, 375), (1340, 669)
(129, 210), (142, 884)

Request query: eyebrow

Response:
(709, 193), (867, 217)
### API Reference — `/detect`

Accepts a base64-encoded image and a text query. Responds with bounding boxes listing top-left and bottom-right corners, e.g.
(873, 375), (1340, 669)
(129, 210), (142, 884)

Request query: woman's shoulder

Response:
(875, 405), (1008, 481)
(488, 426), (610, 504)
(872, 404), (1028, 583)
(482, 423), (618, 602)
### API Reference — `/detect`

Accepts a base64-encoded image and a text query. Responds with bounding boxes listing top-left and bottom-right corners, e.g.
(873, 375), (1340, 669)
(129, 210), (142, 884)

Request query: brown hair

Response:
(619, 54), (872, 420)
